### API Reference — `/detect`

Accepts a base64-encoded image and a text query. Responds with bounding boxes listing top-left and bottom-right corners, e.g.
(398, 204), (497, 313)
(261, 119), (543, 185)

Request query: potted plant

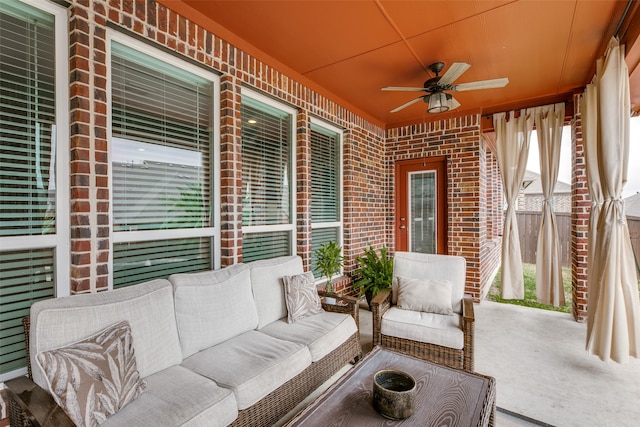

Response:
(314, 241), (344, 301)
(353, 245), (393, 310)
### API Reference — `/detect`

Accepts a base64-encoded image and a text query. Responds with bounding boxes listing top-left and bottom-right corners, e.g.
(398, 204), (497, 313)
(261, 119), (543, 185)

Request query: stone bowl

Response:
(372, 369), (416, 420)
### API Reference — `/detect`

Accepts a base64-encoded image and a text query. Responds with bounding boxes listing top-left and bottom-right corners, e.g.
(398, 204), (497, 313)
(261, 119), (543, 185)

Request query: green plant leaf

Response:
(353, 245), (393, 297)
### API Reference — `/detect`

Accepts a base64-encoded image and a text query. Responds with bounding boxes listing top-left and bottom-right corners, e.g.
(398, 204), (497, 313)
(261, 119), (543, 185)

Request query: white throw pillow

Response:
(283, 272), (324, 323)
(396, 277), (454, 315)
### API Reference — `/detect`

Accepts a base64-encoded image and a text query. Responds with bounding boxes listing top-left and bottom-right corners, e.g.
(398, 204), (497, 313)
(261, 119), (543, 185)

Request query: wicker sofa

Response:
(2, 256), (361, 427)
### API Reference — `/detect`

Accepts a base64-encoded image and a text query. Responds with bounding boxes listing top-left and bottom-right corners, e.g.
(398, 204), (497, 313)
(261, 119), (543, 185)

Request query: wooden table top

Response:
(286, 346), (496, 427)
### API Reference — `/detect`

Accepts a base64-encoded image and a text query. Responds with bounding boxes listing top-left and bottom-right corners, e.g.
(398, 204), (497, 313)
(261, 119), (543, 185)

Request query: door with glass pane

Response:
(395, 157), (447, 254)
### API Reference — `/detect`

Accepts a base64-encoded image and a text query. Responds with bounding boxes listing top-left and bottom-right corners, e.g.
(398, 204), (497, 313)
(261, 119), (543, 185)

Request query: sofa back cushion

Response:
(30, 279), (182, 390)
(169, 264), (258, 358)
(392, 252), (466, 314)
(247, 256), (304, 329)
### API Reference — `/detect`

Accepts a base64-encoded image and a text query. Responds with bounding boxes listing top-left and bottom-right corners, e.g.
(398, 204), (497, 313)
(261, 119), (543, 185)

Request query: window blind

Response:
(242, 231), (291, 263)
(310, 124), (340, 223)
(111, 42), (213, 232)
(0, 1), (56, 237)
(0, 248), (55, 375)
(241, 98), (291, 227)
(113, 237), (212, 289)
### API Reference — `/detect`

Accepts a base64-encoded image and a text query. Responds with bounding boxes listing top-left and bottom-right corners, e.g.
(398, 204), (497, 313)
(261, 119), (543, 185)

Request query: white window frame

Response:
(106, 31), (221, 289)
(240, 87), (297, 257)
(310, 117), (344, 279)
(0, 0), (69, 382)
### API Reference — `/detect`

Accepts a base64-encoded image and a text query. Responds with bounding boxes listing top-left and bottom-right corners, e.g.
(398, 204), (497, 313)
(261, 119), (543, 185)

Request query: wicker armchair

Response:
(371, 252), (475, 371)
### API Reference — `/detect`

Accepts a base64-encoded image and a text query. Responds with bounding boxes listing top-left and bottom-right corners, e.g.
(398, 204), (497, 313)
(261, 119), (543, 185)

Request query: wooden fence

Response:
(516, 211), (571, 267)
(516, 212), (640, 270)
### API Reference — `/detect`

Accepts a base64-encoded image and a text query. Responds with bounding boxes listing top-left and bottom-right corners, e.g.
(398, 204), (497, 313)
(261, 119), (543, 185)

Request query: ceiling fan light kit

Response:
(427, 92), (449, 113)
(382, 62), (509, 114)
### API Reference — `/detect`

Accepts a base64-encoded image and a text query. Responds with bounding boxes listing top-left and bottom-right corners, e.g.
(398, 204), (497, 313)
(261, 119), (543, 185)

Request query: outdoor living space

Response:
(3, 1), (640, 426)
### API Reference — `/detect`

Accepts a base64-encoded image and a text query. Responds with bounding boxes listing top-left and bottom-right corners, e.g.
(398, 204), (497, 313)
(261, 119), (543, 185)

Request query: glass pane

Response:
(113, 237), (212, 288)
(241, 98), (291, 226)
(111, 42), (213, 232)
(310, 125), (340, 223)
(311, 227), (339, 278)
(409, 171), (436, 254)
(0, 248), (55, 375)
(0, 0), (56, 237)
(242, 231), (291, 262)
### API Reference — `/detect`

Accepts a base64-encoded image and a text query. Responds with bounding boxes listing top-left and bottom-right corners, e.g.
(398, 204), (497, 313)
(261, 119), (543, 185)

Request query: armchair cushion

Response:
(396, 277), (454, 315)
(283, 272), (324, 323)
(36, 321), (146, 427)
(392, 253), (466, 313)
(381, 307), (464, 349)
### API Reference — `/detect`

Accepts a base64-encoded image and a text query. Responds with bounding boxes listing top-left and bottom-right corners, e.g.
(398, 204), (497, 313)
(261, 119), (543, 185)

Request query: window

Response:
(310, 119), (343, 277)
(240, 89), (295, 262)
(0, 0), (68, 380)
(109, 33), (220, 288)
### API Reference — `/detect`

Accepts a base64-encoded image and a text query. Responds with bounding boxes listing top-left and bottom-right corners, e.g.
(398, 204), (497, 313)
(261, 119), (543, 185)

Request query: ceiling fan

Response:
(382, 62), (509, 114)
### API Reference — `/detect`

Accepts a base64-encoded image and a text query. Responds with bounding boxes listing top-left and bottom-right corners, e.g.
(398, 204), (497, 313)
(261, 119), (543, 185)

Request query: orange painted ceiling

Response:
(164, 0), (640, 128)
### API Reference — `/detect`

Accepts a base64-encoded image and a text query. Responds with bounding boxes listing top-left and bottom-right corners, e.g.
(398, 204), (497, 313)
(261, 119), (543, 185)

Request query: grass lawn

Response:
(487, 263), (573, 313)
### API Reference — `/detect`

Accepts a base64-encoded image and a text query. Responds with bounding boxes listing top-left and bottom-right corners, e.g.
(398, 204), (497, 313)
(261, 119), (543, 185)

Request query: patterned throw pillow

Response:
(36, 321), (146, 427)
(283, 272), (324, 323)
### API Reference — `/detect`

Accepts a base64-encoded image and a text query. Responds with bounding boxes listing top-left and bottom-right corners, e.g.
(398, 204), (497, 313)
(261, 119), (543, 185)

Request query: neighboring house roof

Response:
(521, 170), (571, 195)
(625, 193), (640, 218)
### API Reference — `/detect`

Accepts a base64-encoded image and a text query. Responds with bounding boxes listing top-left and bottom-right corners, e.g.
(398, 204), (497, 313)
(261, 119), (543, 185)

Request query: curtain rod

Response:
(481, 100), (569, 119)
(614, 0), (634, 39)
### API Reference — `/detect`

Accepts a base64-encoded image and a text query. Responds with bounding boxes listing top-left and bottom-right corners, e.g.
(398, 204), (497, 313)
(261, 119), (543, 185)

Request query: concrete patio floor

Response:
(473, 300), (640, 426)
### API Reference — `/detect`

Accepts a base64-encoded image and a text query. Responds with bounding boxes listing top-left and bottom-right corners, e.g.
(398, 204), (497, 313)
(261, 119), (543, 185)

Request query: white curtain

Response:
(582, 37), (640, 363)
(534, 103), (565, 306)
(494, 111), (534, 299)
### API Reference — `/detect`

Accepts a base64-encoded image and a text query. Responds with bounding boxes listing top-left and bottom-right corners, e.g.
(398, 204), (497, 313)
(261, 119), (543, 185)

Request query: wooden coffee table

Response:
(286, 346), (495, 426)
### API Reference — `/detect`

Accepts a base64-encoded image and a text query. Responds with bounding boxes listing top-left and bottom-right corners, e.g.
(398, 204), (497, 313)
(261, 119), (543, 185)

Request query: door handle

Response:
(399, 225), (406, 229)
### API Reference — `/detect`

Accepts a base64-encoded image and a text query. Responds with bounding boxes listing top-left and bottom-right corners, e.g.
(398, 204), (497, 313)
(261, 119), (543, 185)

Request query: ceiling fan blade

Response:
(452, 78), (509, 91)
(438, 62), (471, 86)
(449, 96), (461, 110)
(390, 96), (424, 113)
(382, 86), (426, 92)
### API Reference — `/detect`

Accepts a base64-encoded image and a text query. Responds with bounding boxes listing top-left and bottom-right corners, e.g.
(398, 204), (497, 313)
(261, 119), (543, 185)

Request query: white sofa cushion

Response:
(260, 311), (358, 361)
(30, 279), (182, 390)
(182, 330), (312, 410)
(392, 252), (466, 313)
(169, 264), (259, 358)
(247, 256), (304, 329)
(381, 307), (464, 349)
(101, 365), (237, 427)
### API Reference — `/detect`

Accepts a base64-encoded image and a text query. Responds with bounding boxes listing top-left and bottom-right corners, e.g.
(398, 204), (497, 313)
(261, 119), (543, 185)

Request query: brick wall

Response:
(386, 116), (501, 300)
(60, 0), (502, 301)
(517, 193), (572, 213)
(571, 95), (589, 322)
(66, 0), (387, 292)
(69, 1), (110, 293)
